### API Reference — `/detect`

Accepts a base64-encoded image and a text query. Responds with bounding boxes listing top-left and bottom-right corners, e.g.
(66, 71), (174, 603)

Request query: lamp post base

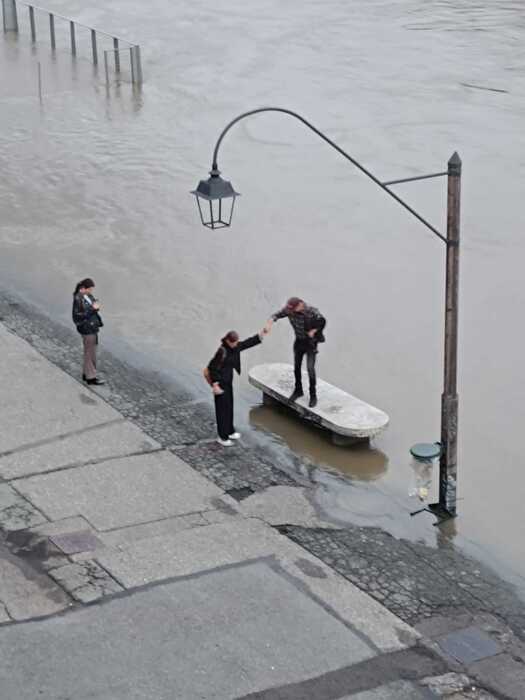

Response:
(410, 501), (456, 526)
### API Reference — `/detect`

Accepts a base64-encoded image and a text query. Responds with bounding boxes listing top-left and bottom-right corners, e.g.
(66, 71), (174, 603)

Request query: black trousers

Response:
(214, 383), (235, 440)
(294, 340), (317, 395)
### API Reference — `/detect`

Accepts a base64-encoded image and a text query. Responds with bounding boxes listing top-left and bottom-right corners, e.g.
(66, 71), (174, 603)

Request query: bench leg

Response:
(331, 432), (368, 447)
(262, 392), (278, 407)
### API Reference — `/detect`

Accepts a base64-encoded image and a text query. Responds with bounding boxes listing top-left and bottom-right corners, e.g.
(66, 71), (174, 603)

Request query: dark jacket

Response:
(72, 293), (104, 336)
(208, 334), (262, 387)
(272, 304), (326, 343)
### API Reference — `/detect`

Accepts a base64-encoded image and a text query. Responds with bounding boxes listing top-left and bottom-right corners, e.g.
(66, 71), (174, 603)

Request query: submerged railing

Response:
(2, 0), (143, 84)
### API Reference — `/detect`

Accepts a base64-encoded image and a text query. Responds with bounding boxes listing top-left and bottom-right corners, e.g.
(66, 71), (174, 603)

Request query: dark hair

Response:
(286, 296), (303, 311)
(221, 330), (239, 344)
(73, 278), (95, 296)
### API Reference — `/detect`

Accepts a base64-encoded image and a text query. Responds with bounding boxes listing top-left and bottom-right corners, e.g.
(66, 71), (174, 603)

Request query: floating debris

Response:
(461, 82), (509, 94)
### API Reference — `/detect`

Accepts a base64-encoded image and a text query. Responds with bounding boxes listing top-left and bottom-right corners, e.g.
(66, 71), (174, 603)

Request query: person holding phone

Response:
(205, 325), (270, 446)
(72, 278), (105, 386)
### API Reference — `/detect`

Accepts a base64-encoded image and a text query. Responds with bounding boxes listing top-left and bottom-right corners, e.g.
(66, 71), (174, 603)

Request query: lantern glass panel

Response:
(194, 193), (237, 229)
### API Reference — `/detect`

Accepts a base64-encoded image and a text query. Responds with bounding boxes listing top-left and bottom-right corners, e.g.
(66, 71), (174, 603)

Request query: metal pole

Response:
(29, 5), (36, 41)
(2, 0), (18, 32)
(130, 44), (143, 84)
(37, 61), (42, 101)
(91, 29), (97, 64)
(104, 50), (109, 85)
(439, 152), (461, 517)
(49, 12), (55, 50)
(70, 20), (76, 55)
(113, 37), (120, 72)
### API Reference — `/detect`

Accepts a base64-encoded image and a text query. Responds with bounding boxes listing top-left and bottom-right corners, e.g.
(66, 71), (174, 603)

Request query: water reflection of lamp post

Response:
(192, 107), (461, 522)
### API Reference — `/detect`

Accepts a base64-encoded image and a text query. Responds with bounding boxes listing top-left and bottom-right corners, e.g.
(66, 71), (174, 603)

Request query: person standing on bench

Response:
(206, 326), (270, 447)
(267, 297), (326, 408)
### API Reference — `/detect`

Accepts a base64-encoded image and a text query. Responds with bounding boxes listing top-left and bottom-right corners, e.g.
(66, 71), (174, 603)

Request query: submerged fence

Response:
(2, 0), (142, 84)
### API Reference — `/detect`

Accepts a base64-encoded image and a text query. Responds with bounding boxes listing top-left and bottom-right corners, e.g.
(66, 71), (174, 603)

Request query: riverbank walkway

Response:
(0, 318), (507, 699)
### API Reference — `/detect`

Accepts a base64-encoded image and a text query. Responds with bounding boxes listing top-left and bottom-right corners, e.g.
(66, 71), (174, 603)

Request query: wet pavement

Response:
(1, 0), (525, 597)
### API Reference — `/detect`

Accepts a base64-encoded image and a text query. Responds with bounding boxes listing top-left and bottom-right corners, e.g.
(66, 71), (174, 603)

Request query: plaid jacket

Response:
(272, 304), (326, 342)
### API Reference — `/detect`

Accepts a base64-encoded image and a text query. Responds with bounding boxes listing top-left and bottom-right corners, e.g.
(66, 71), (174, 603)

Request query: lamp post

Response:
(192, 107), (461, 520)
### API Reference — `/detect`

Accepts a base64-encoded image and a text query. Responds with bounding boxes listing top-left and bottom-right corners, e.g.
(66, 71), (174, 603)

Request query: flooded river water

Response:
(1, 1), (524, 590)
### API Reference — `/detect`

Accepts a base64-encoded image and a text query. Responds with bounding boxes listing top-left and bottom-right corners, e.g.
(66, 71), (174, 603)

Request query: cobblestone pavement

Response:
(1, 290), (524, 698)
(279, 525), (525, 639)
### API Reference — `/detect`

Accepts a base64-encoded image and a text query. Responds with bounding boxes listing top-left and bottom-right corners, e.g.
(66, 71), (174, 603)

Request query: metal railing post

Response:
(130, 44), (143, 84)
(70, 20), (76, 55)
(49, 12), (55, 50)
(29, 5), (35, 40)
(2, 0), (19, 32)
(37, 61), (42, 101)
(91, 28), (98, 64)
(113, 37), (120, 72)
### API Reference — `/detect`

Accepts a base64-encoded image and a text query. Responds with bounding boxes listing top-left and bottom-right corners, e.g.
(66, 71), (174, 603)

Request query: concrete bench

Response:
(248, 363), (389, 445)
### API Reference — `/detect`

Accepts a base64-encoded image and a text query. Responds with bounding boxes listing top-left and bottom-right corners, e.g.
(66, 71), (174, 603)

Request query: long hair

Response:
(73, 278), (95, 296)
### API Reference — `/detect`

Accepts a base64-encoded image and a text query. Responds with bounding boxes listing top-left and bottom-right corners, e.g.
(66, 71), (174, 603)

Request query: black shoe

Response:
(309, 395), (318, 408)
(87, 377), (105, 386)
(82, 374), (87, 382)
(289, 388), (304, 402)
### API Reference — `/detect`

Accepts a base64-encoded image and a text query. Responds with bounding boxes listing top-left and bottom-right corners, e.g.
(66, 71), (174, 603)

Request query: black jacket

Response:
(72, 293), (104, 336)
(208, 334), (262, 386)
(272, 304), (326, 343)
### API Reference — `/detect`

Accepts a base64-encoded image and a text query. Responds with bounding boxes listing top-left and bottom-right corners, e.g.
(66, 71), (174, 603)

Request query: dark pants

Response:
(294, 340), (317, 396)
(214, 383), (234, 440)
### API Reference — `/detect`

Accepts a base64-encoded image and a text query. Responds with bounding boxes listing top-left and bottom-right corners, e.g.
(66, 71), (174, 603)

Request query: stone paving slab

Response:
(0, 483), (47, 531)
(15, 450), (224, 531)
(0, 560), (374, 700)
(340, 680), (431, 698)
(0, 419), (160, 480)
(239, 485), (339, 529)
(96, 518), (419, 654)
(48, 560), (124, 603)
(99, 511), (209, 549)
(0, 543), (71, 621)
(468, 653), (525, 700)
(0, 324), (122, 453)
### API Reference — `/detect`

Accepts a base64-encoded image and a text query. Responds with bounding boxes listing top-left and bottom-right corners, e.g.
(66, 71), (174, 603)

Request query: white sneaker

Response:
(228, 432), (241, 440)
(217, 438), (234, 447)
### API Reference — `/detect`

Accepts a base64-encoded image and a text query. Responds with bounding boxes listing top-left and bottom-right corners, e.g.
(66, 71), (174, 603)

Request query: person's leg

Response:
(214, 393), (230, 441)
(226, 384), (235, 436)
(291, 342), (305, 400)
(293, 343), (305, 390)
(307, 347), (318, 406)
(83, 334), (97, 380)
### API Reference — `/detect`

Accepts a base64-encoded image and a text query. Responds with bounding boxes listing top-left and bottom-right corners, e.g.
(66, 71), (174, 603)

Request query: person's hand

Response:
(263, 320), (273, 335)
(307, 329), (317, 338)
(92, 302), (101, 311)
(212, 383), (224, 395)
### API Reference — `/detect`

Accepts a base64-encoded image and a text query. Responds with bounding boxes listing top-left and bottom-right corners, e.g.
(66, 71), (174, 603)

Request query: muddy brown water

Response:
(1, 1), (524, 592)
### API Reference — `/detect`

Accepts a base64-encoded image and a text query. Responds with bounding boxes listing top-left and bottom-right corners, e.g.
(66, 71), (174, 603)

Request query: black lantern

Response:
(191, 168), (239, 229)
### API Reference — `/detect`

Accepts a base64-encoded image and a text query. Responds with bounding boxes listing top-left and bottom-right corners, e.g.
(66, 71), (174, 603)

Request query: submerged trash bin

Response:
(409, 442), (441, 502)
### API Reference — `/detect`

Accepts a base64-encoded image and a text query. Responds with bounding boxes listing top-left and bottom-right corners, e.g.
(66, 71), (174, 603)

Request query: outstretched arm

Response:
(270, 308), (288, 322)
(238, 334), (263, 352)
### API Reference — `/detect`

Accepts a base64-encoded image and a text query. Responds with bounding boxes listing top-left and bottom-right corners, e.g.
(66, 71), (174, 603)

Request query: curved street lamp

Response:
(192, 107), (461, 522)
